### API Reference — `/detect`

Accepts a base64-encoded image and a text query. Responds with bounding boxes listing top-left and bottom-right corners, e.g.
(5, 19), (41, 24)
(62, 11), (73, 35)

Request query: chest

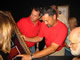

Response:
(43, 27), (59, 39)
(21, 23), (40, 36)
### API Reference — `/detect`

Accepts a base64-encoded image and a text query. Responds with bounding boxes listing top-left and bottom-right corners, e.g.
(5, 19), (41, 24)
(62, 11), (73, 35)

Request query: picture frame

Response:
(58, 5), (69, 20)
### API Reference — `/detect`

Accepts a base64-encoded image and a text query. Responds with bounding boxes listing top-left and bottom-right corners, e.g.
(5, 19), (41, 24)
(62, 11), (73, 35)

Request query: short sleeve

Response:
(17, 18), (26, 33)
(54, 27), (68, 46)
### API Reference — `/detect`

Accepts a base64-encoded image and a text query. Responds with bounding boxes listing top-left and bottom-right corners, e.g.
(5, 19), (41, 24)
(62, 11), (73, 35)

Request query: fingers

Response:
(20, 35), (26, 40)
(13, 55), (23, 60)
(17, 55), (24, 57)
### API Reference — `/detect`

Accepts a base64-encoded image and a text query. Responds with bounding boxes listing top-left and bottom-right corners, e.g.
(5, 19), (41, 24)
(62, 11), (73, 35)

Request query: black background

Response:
(0, 0), (80, 26)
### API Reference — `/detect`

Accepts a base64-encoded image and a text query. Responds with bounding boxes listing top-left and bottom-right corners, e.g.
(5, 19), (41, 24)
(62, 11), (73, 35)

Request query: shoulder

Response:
(58, 20), (67, 28)
(17, 17), (29, 25)
(18, 17), (29, 22)
(57, 20), (68, 31)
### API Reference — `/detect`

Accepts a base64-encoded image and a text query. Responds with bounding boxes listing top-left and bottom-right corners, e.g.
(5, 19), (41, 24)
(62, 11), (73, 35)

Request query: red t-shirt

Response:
(38, 20), (68, 51)
(17, 16), (41, 47)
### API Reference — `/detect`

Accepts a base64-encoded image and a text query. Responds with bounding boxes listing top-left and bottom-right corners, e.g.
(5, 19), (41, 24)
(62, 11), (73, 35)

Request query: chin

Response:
(71, 51), (79, 56)
(47, 25), (52, 28)
(70, 48), (80, 56)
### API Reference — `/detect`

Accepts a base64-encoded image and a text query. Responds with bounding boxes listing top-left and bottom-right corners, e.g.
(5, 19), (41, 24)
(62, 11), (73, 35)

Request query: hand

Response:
(72, 57), (80, 60)
(16, 54), (32, 60)
(20, 35), (27, 41)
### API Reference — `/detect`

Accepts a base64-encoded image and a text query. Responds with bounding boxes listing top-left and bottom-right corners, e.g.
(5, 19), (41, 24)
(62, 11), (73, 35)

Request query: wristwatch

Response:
(31, 54), (34, 60)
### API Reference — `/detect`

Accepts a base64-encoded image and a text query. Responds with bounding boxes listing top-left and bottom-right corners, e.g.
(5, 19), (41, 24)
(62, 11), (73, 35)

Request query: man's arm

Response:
(33, 42), (59, 58)
(21, 35), (43, 42)
(26, 36), (43, 42)
(17, 42), (59, 60)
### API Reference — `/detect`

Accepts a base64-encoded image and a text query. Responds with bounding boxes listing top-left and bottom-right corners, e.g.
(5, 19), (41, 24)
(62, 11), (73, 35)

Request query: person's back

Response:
(0, 11), (15, 60)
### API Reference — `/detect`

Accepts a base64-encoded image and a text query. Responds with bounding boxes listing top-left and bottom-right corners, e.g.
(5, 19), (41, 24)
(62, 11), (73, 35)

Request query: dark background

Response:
(0, 0), (80, 25)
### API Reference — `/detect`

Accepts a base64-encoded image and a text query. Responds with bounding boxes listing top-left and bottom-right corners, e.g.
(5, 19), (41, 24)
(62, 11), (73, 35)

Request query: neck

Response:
(70, 27), (76, 31)
(32, 21), (38, 25)
(53, 20), (58, 26)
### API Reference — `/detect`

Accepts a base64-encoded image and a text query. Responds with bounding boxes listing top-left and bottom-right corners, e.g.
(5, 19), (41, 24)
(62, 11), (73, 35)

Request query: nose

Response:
(31, 15), (34, 18)
(45, 21), (48, 24)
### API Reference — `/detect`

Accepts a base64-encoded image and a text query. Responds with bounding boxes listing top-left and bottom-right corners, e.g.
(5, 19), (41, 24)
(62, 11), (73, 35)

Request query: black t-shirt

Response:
(0, 51), (8, 60)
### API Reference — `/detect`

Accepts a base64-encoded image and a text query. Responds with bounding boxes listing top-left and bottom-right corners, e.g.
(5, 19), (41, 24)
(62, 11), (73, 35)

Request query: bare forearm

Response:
(26, 36), (43, 42)
(33, 47), (54, 58)
(33, 43), (59, 58)
(16, 43), (59, 60)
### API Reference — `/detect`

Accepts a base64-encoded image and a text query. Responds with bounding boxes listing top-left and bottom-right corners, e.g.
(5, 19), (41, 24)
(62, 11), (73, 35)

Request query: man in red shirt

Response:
(17, 7), (42, 53)
(17, 7), (68, 60)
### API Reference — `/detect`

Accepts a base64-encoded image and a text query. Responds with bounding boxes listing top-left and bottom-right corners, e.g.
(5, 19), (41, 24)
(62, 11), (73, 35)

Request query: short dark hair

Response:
(33, 8), (40, 11)
(31, 7), (41, 12)
(40, 6), (56, 17)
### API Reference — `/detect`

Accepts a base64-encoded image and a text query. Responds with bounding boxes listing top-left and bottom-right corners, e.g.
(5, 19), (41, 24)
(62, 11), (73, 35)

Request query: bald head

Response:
(69, 27), (80, 43)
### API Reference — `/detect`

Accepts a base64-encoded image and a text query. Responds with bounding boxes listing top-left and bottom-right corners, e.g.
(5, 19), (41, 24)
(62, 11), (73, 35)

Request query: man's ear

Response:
(53, 14), (57, 20)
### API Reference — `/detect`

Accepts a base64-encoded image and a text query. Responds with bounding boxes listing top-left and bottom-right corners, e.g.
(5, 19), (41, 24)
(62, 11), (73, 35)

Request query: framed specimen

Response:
(58, 5), (69, 20)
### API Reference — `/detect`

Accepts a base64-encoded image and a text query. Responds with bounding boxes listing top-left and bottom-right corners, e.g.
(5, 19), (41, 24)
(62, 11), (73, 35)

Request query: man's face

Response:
(30, 9), (40, 22)
(69, 20), (77, 29)
(69, 34), (80, 56)
(70, 44), (80, 56)
(41, 14), (56, 28)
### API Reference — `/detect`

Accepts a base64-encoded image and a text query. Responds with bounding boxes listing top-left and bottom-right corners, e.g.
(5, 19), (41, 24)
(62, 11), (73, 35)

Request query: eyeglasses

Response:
(69, 40), (80, 45)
